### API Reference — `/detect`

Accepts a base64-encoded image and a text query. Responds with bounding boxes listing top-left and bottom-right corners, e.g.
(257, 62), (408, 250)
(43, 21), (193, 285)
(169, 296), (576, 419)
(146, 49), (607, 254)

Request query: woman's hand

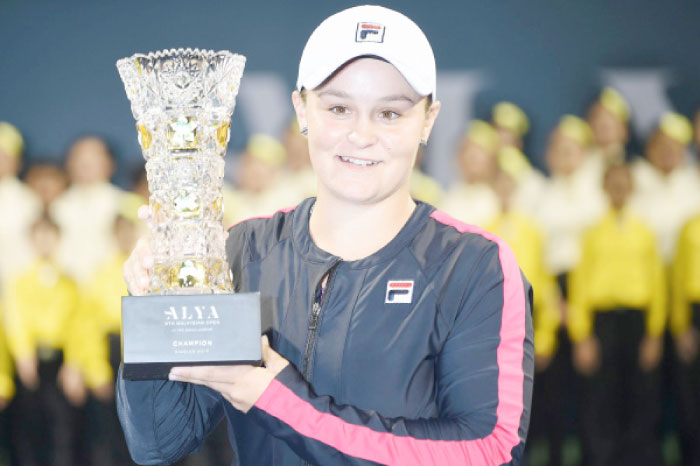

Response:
(534, 354), (553, 372)
(168, 336), (289, 413)
(58, 364), (87, 407)
(16, 357), (39, 391)
(92, 381), (115, 402)
(638, 335), (663, 372)
(675, 328), (699, 365)
(573, 336), (600, 376)
(123, 205), (154, 296)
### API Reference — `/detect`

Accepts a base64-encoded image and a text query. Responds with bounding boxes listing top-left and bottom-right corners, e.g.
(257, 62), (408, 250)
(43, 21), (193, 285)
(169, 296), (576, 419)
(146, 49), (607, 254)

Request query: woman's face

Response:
(588, 103), (627, 149)
(66, 137), (114, 185)
(293, 58), (440, 206)
(458, 140), (498, 184)
(545, 131), (587, 177)
(646, 131), (685, 175)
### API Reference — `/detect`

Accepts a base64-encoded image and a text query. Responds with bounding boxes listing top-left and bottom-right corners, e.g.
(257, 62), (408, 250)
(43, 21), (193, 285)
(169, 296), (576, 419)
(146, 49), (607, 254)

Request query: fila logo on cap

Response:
(356, 22), (385, 43)
(385, 280), (414, 304)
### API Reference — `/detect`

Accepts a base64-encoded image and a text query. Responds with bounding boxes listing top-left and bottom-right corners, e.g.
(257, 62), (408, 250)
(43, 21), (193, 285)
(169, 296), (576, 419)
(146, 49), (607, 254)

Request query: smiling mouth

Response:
(338, 155), (379, 167)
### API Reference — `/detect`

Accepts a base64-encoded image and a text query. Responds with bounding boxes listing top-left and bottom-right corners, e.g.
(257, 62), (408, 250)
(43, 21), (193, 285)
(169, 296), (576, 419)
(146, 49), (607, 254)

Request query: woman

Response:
(119, 6), (534, 465)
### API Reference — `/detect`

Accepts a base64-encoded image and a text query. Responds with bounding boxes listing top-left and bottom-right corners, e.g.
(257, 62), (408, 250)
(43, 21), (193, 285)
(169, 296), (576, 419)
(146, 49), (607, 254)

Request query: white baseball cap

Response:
(297, 5), (437, 98)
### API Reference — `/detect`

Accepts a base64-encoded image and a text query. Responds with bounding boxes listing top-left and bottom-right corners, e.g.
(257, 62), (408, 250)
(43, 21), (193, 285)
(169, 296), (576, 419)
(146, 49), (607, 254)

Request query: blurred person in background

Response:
(586, 87), (630, 169)
(568, 163), (666, 466)
(671, 194), (700, 466)
(630, 112), (699, 264)
(439, 119), (500, 226)
(491, 101), (546, 216)
(52, 135), (124, 284)
(25, 162), (69, 210)
(486, 164), (565, 464)
(2, 214), (87, 466)
(224, 133), (296, 224)
(492, 101), (528, 151)
(533, 116), (605, 464)
(487, 168), (560, 371)
(0, 122), (42, 287)
(80, 205), (139, 466)
(280, 118), (317, 200)
(535, 115), (606, 295)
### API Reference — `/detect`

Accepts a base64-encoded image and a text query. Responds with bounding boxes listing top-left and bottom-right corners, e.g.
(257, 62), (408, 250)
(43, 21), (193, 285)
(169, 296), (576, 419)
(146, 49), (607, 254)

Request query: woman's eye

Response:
(330, 106), (348, 114)
(381, 110), (399, 120)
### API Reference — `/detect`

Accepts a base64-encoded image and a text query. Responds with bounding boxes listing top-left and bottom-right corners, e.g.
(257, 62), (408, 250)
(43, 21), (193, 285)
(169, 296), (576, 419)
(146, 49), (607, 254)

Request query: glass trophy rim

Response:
(116, 47), (246, 68)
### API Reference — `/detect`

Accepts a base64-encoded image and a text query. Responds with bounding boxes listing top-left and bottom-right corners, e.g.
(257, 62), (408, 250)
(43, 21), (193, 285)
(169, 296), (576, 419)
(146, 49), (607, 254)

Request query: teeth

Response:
(340, 156), (378, 166)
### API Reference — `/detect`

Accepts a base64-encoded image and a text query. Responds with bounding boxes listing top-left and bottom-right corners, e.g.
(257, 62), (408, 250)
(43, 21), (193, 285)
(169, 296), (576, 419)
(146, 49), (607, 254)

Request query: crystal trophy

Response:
(117, 48), (261, 379)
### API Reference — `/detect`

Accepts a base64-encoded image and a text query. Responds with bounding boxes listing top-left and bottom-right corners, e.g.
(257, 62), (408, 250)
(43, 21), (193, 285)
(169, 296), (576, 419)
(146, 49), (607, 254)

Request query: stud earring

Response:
(300, 126), (308, 136)
(420, 138), (427, 147)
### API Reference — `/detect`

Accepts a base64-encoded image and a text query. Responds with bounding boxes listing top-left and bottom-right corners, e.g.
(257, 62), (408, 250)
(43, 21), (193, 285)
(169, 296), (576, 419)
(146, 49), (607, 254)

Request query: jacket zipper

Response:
(301, 262), (339, 380)
(300, 263), (339, 466)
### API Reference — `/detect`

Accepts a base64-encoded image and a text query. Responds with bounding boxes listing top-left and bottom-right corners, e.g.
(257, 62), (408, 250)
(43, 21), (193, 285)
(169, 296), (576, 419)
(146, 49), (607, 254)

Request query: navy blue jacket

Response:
(117, 198), (534, 465)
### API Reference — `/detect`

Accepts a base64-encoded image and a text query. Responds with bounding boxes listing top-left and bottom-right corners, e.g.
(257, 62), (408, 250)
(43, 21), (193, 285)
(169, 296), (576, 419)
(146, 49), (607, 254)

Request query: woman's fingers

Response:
(123, 202), (155, 295)
(261, 336), (289, 374)
(137, 204), (153, 228)
(124, 236), (154, 295)
(169, 365), (256, 384)
(168, 363), (277, 413)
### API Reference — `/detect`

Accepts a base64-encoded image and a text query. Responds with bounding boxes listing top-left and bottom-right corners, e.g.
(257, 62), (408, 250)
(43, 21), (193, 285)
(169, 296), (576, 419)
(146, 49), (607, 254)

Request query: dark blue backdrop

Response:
(2, 0), (699, 186)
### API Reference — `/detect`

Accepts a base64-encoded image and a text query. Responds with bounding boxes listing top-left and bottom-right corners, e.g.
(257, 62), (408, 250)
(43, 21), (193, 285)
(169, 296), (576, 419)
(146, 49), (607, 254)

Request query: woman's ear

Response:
(291, 90), (308, 132)
(421, 100), (441, 144)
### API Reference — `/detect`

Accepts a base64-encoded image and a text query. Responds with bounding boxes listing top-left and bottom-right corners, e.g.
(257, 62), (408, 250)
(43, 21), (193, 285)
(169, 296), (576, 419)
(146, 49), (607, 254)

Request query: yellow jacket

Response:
(671, 215), (700, 336)
(486, 210), (561, 357)
(568, 208), (666, 342)
(0, 320), (14, 400)
(84, 251), (126, 335)
(79, 251), (129, 388)
(2, 259), (82, 365)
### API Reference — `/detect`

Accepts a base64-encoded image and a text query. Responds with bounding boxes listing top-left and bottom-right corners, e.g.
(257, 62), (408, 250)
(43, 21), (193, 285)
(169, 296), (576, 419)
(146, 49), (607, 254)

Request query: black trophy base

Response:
(121, 292), (261, 380)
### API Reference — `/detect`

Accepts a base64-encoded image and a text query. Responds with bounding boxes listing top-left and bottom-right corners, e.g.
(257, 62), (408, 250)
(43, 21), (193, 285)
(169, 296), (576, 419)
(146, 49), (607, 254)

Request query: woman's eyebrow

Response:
(378, 94), (418, 104)
(316, 89), (350, 99)
(315, 89), (417, 105)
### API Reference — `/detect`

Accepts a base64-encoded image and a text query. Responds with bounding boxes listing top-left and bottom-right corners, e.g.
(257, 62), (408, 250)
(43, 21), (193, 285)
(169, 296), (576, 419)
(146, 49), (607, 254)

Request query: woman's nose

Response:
(347, 116), (377, 148)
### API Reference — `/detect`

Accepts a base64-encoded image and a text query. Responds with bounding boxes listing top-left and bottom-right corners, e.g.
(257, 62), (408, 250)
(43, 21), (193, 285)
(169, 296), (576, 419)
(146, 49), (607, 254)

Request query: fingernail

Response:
(137, 205), (149, 219)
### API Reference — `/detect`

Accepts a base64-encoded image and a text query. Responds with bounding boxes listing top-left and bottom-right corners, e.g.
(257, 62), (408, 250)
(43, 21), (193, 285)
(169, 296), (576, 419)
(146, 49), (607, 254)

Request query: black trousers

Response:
(525, 273), (576, 466)
(527, 328), (576, 466)
(12, 350), (86, 466)
(0, 397), (14, 465)
(674, 303), (700, 466)
(579, 309), (664, 466)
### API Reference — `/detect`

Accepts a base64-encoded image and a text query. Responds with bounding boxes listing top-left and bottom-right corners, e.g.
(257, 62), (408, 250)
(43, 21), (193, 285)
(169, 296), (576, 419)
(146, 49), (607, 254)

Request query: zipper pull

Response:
(309, 302), (321, 330)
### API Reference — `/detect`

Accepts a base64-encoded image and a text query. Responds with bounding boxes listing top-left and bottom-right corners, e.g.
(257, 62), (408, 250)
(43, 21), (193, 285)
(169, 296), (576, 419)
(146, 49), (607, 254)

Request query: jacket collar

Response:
(291, 197), (434, 270)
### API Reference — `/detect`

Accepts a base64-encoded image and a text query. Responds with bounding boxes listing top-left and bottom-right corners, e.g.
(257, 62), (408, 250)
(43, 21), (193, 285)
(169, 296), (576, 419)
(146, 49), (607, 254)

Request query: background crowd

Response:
(1, 86), (700, 466)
